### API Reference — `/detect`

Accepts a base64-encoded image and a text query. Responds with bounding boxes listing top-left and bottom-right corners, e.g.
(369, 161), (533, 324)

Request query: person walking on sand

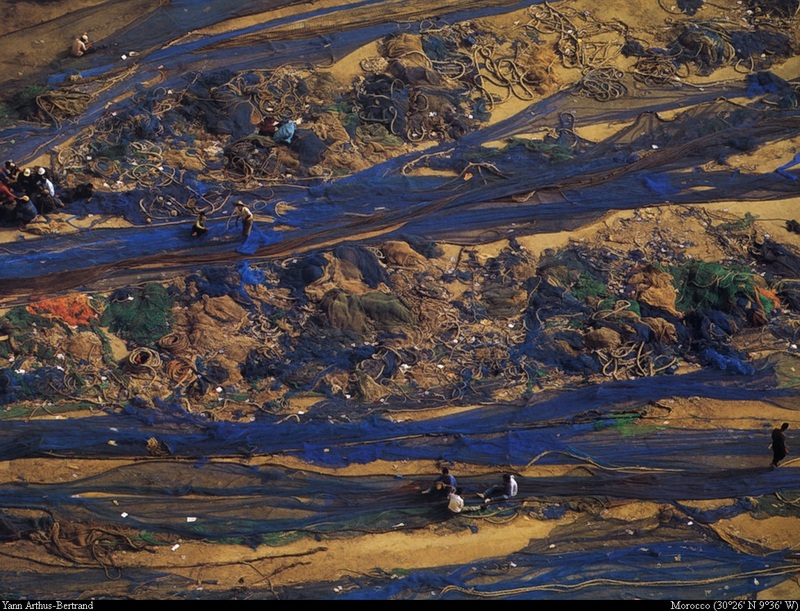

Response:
(771, 422), (789, 468)
(234, 201), (253, 239)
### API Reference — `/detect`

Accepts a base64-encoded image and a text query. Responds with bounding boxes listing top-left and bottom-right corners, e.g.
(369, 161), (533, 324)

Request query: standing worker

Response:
(34, 167), (55, 196)
(234, 201), (253, 240)
(771, 423), (789, 468)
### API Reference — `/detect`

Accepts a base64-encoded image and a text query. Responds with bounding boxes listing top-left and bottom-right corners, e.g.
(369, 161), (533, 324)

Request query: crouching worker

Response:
(61, 182), (94, 204)
(34, 170), (64, 214)
(15, 195), (39, 227)
(191, 211), (208, 237)
(273, 119), (298, 144)
(447, 487), (481, 514)
(0, 180), (17, 206)
(71, 33), (95, 57)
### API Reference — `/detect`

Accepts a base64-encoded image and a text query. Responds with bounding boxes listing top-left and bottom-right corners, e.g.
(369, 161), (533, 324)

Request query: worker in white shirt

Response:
(447, 488), (481, 514)
(234, 201), (254, 239)
(477, 474), (518, 505)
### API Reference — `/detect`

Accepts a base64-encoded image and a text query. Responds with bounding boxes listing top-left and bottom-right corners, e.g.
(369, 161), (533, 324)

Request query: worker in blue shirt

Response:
(421, 467), (457, 495)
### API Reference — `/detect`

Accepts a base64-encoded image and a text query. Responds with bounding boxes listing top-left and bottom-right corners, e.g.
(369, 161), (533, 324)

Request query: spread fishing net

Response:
(0, 381), (798, 600)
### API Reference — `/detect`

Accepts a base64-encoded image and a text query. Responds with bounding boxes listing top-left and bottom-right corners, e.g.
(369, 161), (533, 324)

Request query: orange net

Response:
(26, 294), (99, 327)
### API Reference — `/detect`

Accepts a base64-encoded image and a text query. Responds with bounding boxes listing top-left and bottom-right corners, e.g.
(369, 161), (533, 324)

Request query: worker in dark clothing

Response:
(771, 422), (789, 468)
(0, 181), (19, 223)
(61, 182), (94, 204)
(2, 160), (19, 186)
(34, 190), (63, 215)
(15, 195), (39, 226)
(16, 168), (36, 197)
(16, 168), (37, 197)
(0, 200), (15, 224)
(191, 211), (208, 237)
(421, 467), (457, 496)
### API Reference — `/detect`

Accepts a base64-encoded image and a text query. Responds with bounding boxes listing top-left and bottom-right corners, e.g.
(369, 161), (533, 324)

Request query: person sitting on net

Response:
(16, 168), (37, 197)
(61, 182), (94, 204)
(477, 473), (518, 505)
(15, 195), (39, 227)
(2, 160), (20, 185)
(421, 467), (457, 496)
(71, 32), (95, 57)
(447, 487), (481, 514)
(233, 201), (253, 239)
(0, 179), (17, 206)
(34, 167), (56, 197)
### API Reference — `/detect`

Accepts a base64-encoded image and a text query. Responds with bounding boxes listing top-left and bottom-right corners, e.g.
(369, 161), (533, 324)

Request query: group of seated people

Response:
(0, 159), (93, 227)
(422, 467), (519, 514)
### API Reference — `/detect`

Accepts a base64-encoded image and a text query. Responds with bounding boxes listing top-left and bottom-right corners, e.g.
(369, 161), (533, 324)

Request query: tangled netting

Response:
(0, 369), (798, 599)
